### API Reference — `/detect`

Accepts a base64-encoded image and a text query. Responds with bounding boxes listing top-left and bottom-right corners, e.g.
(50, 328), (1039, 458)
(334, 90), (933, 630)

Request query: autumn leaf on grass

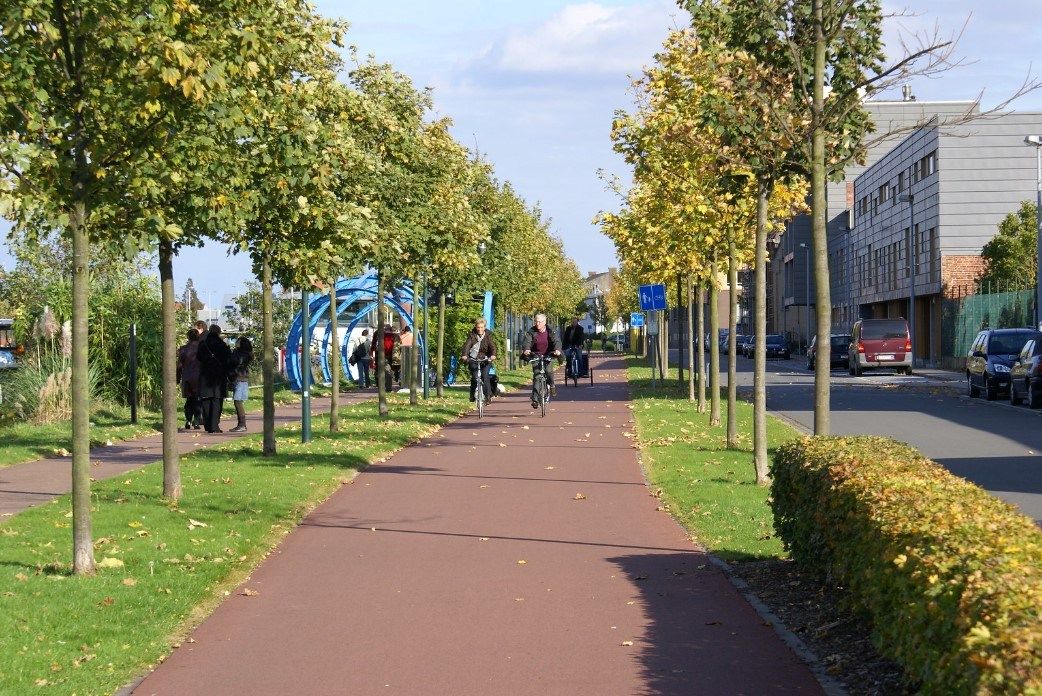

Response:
(242, 588), (260, 597)
(97, 557), (124, 569)
(122, 577), (137, 586)
(187, 519), (208, 530)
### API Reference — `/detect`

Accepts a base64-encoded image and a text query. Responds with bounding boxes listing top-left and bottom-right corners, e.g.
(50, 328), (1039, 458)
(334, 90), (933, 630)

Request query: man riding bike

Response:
(562, 317), (586, 376)
(460, 317), (496, 404)
(521, 313), (561, 408)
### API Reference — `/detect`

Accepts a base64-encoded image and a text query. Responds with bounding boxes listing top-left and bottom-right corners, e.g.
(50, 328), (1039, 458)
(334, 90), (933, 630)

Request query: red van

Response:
(847, 318), (912, 376)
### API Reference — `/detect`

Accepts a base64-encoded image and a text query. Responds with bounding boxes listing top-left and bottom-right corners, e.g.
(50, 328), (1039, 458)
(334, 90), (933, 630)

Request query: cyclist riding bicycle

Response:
(460, 317), (496, 404)
(521, 313), (561, 408)
(562, 317), (586, 375)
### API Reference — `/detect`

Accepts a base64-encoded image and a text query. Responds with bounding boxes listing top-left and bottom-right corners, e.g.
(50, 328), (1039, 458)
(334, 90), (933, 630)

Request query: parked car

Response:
(967, 328), (1040, 401)
(808, 334), (850, 370)
(1009, 337), (1042, 408)
(738, 335), (755, 357)
(704, 329), (728, 352)
(765, 334), (790, 360)
(0, 319), (20, 370)
(848, 318), (912, 376)
(727, 334), (747, 355)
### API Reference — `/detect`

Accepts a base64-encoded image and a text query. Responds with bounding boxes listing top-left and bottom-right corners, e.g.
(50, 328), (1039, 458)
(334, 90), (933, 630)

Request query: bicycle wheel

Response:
(477, 384), (484, 418)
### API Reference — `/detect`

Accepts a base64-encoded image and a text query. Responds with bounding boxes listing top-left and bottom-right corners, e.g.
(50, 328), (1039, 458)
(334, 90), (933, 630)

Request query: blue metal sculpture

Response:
(285, 272), (425, 391)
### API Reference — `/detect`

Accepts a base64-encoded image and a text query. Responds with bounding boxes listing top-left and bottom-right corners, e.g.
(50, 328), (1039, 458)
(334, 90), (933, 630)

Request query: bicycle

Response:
(468, 357), (491, 418)
(565, 347), (581, 387)
(527, 355), (555, 417)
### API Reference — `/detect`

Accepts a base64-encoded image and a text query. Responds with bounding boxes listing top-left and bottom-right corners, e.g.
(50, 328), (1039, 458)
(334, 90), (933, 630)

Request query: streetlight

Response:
(798, 242), (810, 354)
(1025, 135), (1042, 329)
(899, 193), (916, 365)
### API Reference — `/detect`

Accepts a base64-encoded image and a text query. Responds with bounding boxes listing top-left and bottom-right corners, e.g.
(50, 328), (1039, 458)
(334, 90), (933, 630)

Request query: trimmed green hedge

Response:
(772, 436), (1042, 695)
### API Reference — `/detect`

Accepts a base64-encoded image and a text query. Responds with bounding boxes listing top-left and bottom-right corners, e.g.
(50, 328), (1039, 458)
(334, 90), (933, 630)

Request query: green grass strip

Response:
(0, 372), (525, 694)
(0, 386), (313, 470)
(625, 358), (801, 562)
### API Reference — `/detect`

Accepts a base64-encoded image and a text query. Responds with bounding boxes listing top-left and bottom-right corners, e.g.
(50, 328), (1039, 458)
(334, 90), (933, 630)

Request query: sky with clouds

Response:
(2, 1), (1040, 304)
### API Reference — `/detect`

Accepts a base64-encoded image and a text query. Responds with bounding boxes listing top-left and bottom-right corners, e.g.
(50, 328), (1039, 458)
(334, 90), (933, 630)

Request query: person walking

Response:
(522, 313), (562, 408)
(197, 324), (233, 434)
(176, 328), (203, 430)
(351, 329), (372, 387)
(460, 317), (496, 404)
(229, 336), (253, 432)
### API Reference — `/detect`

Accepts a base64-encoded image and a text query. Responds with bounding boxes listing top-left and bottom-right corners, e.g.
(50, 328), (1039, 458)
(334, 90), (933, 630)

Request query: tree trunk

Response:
(677, 275), (685, 384)
(436, 291), (446, 398)
(687, 274), (695, 401)
(754, 181), (771, 485)
(660, 311), (669, 379)
(697, 284), (706, 413)
(376, 271), (388, 417)
(709, 258), (721, 426)
(261, 253), (276, 456)
(158, 239), (181, 499)
(812, 0), (831, 435)
(71, 196), (95, 575)
(726, 236), (739, 448)
(328, 281), (339, 432)
(410, 278), (419, 405)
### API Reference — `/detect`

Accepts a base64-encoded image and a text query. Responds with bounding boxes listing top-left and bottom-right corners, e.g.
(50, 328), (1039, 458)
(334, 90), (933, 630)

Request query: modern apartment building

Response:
(848, 111), (1042, 364)
(765, 95), (980, 349)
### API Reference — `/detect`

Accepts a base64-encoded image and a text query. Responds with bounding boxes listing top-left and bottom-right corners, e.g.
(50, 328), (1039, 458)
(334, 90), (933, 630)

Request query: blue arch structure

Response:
(285, 273), (426, 391)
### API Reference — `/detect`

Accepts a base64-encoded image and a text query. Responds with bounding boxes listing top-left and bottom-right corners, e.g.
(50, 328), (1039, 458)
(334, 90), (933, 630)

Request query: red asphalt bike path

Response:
(0, 391), (374, 518)
(132, 356), (821, 695)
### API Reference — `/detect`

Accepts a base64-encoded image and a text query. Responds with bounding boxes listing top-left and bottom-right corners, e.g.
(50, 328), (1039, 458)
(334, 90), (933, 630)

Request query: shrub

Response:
(772, 436), (1042, 694)
(0, 351), (104, 422)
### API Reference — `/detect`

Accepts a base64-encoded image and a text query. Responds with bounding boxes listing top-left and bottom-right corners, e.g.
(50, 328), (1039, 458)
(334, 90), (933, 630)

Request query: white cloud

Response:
(467, 1), (680, 84)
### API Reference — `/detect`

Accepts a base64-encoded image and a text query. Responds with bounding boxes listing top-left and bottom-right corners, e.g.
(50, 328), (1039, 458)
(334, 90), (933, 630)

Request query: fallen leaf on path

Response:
(621, 641), (634, 646)
(704, 620), (722, 626)
(522, 425), (529, 430)
(241, 588), (260, 597)
(479, 537), (489, 541)
(573, 493), (587, 500)
(543, 466), (555, 470)
(498, 443), (506, 447)
(517, 560), (527, 565)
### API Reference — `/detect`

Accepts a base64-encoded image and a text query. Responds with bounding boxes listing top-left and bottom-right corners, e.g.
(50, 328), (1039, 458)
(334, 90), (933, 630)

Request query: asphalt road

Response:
(664, 349), (1042, 522)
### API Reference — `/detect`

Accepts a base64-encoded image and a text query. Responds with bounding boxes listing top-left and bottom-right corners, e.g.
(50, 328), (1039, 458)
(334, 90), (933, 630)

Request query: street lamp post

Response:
(799, 242), (810, 354)
(899, 193), (916, 365)
(1025, 135), (1042, 328)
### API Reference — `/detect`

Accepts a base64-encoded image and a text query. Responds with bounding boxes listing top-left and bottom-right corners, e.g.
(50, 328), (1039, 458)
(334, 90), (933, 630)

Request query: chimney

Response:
(902, 84), (915, 102)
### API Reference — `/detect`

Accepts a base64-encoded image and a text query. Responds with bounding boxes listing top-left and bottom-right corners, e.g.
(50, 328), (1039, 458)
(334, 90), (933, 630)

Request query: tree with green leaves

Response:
(979, 202), (1039, 291)
(0, 0), (284, 573)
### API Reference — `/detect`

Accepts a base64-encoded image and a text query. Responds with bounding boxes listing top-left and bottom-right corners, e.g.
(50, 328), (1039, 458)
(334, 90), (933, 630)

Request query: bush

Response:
(0, 352), (104, 423)
(772, 436), (1042, 694)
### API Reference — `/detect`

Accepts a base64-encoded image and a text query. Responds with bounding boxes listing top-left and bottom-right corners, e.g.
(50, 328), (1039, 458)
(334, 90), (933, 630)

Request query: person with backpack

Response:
(176, 327), (203, 430)
(350, 329), (372, 387)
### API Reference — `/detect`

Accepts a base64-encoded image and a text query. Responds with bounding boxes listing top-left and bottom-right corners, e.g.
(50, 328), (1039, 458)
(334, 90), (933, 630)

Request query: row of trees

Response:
(600, 0), (972, 483)
(0, 0), (582, 574)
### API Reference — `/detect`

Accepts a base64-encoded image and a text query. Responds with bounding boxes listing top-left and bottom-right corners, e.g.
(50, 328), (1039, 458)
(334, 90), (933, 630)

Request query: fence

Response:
(939, 283), (1036, 370)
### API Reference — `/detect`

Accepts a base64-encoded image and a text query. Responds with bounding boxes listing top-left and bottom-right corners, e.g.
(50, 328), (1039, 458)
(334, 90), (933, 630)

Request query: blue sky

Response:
(2, 1), (1040, 304)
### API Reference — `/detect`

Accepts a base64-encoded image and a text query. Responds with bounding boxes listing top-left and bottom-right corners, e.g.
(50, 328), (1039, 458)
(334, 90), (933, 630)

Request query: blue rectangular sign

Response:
(638, 284), (667, 311)
(630, 312), (645, 327)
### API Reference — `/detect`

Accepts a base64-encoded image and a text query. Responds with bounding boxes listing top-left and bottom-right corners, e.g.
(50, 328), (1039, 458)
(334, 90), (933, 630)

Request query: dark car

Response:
(738, 335), (755, 357)
(808, 334), (850, 370)
(967, 328), (1040, 400)
(1009, 337), (1042, 408)
(765, 334), (790, 360)
(848, 318), (912, 375)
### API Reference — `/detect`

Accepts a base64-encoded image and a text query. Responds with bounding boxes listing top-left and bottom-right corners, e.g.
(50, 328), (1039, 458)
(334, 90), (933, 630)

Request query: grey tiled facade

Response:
(849, 111), (1042, 362)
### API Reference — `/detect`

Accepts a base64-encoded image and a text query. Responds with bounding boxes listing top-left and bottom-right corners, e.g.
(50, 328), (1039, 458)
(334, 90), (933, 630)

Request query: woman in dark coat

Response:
(196, 324), (233, 433)
(176, 328), (203, 430)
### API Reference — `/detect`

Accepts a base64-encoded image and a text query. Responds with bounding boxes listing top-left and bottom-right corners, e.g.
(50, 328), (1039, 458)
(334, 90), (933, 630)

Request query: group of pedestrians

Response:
(348, 325), (407, 389)
(176, 320), (254, 434)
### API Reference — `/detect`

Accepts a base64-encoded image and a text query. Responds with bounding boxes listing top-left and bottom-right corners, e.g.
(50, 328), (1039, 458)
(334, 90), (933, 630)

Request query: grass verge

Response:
(625, 358), (801, 561)
(0, 372), (525, 695)
(0, 386), (305, 470)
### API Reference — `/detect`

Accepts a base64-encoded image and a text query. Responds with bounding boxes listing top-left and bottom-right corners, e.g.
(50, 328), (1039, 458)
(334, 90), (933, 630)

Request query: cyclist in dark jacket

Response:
(460, 318), (496, 404)
(521, 313), (561, 407)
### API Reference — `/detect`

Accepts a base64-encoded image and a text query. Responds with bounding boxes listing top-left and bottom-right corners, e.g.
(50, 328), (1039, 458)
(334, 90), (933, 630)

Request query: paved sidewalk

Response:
(132, 357), (821, 695)
(0, 391), (375, 517)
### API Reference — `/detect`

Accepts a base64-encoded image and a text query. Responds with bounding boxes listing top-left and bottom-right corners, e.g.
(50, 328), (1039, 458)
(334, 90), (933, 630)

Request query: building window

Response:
(928, 228), (939, 283)
(897, 171), (906, 193)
